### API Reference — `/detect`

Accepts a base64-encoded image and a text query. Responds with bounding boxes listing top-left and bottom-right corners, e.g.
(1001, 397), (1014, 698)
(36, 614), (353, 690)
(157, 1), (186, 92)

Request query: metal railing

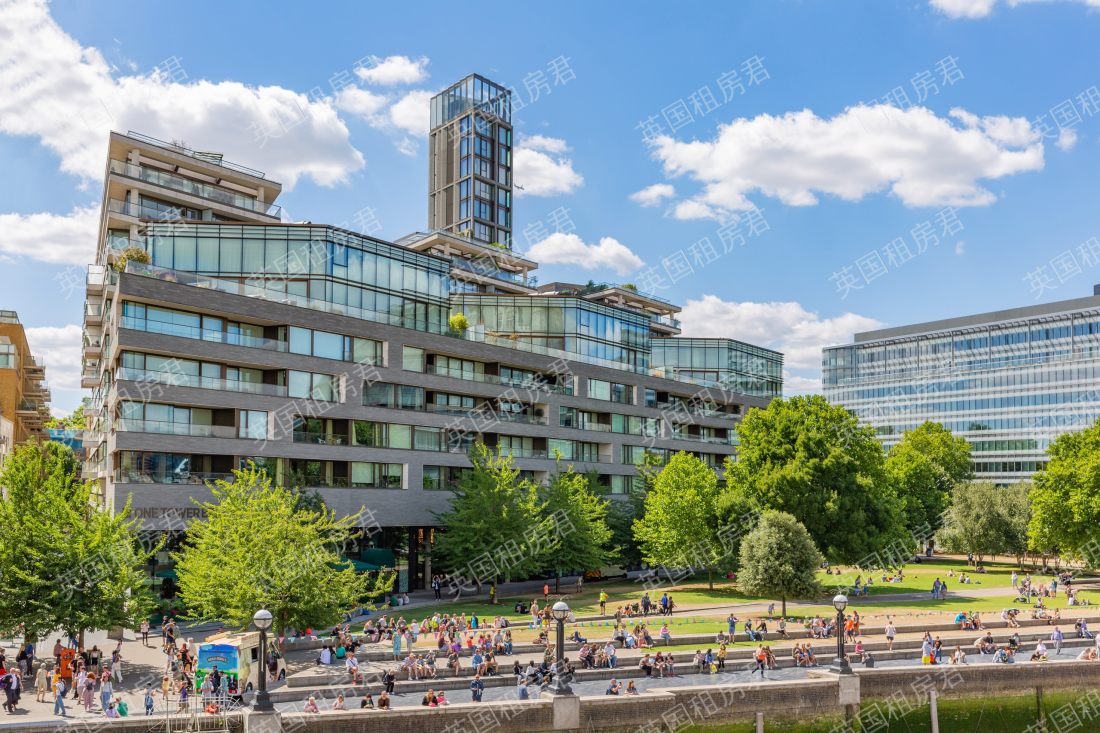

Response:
(115, 419), (238, 439)
(115, 368), (289, 397)
(125, 131), (269, 179)
(114, 469), (236, 485)
(292, 431), (349, 446)
(423, 363), (571, 394)
(119, 315), (288, 352)
(110, 159), (281, 218)
(108, 198), (203, 221)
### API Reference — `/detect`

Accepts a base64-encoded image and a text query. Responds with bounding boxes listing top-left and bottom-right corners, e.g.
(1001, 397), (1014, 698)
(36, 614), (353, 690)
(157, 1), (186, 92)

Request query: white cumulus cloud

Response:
(0, 205), (99, 266)
(525, 233), (643, 276)
(355, 55), (429, 86)
(514, 136), (584, 197)
(651, 104), (1045, 218)
(630, 183), (676, 207)
(25, 324), (83, 392)
(1057, 128), (1079, 152)
(930, 0), (1100, 18)
(334, 86), (389, 118)
(0, 0), (364, 190)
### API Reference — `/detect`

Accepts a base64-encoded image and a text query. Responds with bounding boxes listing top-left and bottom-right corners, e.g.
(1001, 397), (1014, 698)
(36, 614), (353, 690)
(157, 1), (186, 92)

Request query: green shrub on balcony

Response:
(448, 312), (469, 335)
(112, 246), (150, 273)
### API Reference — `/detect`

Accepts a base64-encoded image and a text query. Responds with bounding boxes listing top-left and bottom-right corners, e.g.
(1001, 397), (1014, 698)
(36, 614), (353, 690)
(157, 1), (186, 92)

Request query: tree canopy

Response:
(737, 510), (823, 616)
(433, 443), (556, 590)
(0, 440), (156, 641)
(938, 481), (1030, 564)
(633, 451), (730, 588)
(885, 421), (973, 535)
(723, 395), (905, 566)
(1027, 418), (1100, 560)
(174, 464), (391, 636)
(540, 464), (613, 590)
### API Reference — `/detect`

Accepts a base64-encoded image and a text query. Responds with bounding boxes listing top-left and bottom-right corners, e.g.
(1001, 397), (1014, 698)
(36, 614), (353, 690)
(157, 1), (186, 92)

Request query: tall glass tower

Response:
(428, 75), (513, 247)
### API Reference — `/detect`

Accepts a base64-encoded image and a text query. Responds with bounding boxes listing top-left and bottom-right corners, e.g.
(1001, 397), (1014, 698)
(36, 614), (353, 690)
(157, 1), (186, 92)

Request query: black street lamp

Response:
(252, 609), (275, 712)
(831, 594), (852, 674)
(547, 601), (573, 695)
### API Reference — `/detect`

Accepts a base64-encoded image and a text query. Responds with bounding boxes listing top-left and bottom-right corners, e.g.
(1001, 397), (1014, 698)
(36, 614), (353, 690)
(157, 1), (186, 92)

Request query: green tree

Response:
(433, 443), (554, 594)
(885, 422), (972, 535)
(605, 454), (660, 569)
(45, 397), (90, 430)
(724, 395), (905, 565)
(174, 464), (391, 637)
(737, 511), (823, 616)
(633, 451), (729, 589)
(1028, 418), (1100, 560)
(0, 440), (157, 642)
(938, 481), (1030, 565)
(541, 464), (613, 592)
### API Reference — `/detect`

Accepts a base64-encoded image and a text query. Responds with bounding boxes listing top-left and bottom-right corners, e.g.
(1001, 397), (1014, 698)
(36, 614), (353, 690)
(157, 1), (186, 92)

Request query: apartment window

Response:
(549, 439), (574, 460)
(435, 355), (485, 380)
(351, 462), (403, 489)
(402, 346), (424, 372)
(353, 337), (383, 365)
(645, 389), (657, 408)
(239, 410), (268, 440)
(423, 465), (471, 491)
(288, 371), (337, 401)
(559, 406), (576, 428)
(587, 379), (633, 404)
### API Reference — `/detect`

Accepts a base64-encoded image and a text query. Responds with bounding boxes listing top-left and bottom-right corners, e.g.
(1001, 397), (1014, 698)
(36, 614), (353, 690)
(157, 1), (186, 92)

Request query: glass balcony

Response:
(114, 469), (235, 485)
(108, 198), (203, 221)
(119, 315), (288, 352)
(115, 367), (289, 397)
(114, 419), (238, 439)
(292, 431), (349, 446)
(109, 160), (281, 218)
(124, 131), (269, 179)
(424, 364), (571, 394)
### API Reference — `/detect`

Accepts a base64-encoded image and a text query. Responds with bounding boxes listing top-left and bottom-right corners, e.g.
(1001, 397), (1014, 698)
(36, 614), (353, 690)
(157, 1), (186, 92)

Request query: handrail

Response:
(124, 131), (269, 179)
(109, 160), (281, 218)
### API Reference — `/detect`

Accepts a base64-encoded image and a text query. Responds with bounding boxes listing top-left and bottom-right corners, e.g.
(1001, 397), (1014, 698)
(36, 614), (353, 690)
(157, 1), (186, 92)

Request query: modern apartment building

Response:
(428, 74), (513, 246)
(81, 78), (782, 591)
(0, 310), (51, 447)
(823, 285), (1100, 483)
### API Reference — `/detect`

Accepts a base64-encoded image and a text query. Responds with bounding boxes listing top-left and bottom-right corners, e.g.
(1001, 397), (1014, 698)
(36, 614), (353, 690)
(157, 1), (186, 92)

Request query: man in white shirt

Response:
(346, 653), (361, 683)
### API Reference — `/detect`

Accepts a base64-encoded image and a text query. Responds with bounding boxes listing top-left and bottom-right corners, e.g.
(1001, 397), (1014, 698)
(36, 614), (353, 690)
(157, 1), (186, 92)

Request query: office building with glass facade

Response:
(81, 78), (781, 591)
(823, 286), (1100, 483)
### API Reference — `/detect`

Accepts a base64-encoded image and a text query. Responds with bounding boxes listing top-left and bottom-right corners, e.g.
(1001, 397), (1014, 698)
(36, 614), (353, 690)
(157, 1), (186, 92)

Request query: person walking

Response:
(753, 645), (767, 678)
(111, 643), (123, 684)
(144, 686), (155, 715)
(543, 583), (550, 603)
(52, 674), (67, 717)
(100, 671), (114, 713)
(34, 665), (48, 703)
(140, 620), (150, 647)
(599, 590), (608, 616)
(885, 621), (897, 651)
(1052, 627), (1064, 655)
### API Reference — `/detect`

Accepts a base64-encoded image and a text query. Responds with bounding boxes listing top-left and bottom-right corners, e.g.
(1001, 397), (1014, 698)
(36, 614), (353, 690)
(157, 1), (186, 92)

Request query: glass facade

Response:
(430, 75), (513, 246)
(823, 306), (1100, 482)
(650, 338), (783, 398)
(453, 295), (651, 371)
(141, 223), (451, 333)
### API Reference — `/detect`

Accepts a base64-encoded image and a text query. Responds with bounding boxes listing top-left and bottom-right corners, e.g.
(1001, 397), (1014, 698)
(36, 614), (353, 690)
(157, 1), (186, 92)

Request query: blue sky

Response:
(2, 0), (1098, 413)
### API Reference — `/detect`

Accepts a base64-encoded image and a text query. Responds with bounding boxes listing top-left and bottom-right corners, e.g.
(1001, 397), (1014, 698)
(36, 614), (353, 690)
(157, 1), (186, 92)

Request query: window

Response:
(403, 346), (424, 372)
(288, 371), (337, 401)
(351, 462), (403, 489)
(239, 411), (268, 440)
(645, 389), (657, 408)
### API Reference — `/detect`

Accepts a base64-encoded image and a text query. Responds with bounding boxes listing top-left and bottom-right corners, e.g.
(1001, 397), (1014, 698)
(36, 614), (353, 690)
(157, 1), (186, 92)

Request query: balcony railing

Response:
(124, 131), (269, 179)
(114, 469), (235, 485)
(423, 364), (571, 394)
(292, 431), (350, 446)
(115, 368), (289, 397)
(652, 314), (682, 329)
(108, 198), (203, 221)
(496, 447), (548, 459)
(109, 160), (281, 218)
(85, 302), (103, 317)
(450, 256), (534, 287)
(114, 418), (238, 439)
(119, 315), (288, 352)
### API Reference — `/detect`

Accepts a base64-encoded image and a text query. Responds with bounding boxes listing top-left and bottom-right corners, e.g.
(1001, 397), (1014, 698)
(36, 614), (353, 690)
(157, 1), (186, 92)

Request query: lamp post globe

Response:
(252, 609), (275, 711)
(548, 601), (573, 695)
(831, 594), (852, 674)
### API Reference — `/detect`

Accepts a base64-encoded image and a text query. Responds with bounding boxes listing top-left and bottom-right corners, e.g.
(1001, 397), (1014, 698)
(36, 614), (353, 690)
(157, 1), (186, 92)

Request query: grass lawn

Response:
(387, 557), (1089, 646)
(688, 689), (1087, 732)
